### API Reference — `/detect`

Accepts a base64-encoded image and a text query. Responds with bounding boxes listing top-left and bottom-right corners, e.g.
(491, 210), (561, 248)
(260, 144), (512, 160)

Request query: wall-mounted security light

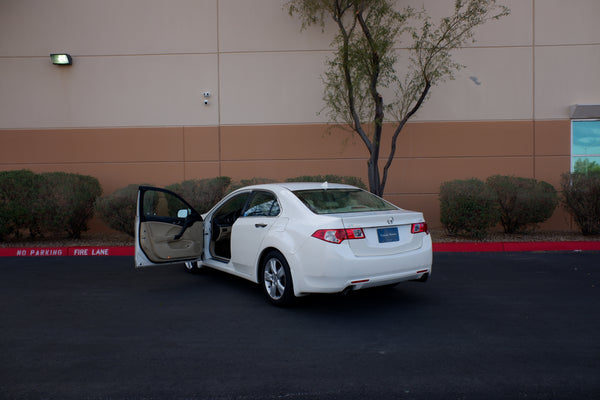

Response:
(50, 53), (72, 65)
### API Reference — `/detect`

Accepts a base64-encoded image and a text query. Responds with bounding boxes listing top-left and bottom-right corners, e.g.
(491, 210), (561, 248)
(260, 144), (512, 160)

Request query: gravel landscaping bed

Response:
(429, 228), (600, 243)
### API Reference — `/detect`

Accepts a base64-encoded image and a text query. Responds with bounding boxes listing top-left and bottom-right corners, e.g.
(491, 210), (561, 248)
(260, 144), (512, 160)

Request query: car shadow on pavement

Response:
(184, 264), (437, 314)
(295, 283), (435, 311)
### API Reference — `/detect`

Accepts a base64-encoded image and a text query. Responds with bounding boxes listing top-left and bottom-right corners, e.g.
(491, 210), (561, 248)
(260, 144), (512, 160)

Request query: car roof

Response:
(240, 182), (358, 192)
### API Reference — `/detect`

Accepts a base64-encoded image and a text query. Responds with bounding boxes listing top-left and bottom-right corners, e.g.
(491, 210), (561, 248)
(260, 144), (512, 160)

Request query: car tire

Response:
(261, 251), (295, 306)
(184, 261), (201, 273)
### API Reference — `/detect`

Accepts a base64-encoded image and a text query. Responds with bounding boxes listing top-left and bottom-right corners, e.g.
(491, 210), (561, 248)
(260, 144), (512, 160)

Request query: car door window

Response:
(243, 191), (280, 217)
(213, 192), (251, 222)
(142, 189), (191, 220)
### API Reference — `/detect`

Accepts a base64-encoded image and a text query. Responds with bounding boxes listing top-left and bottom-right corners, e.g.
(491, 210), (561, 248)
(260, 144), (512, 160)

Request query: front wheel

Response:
(261, 251), (295, 306)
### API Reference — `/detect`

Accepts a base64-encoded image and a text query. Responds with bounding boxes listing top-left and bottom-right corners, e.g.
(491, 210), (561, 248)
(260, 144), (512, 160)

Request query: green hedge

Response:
(0, 170), (101, 240)
(0, 170), (42, 239)
(486, 175), (558, 233)
(166, 177), (232, 213)
(561, 172), (600, 235)
(95, 183), (145, 237)
(440, 178), (499, 239)
(441, 175), (560, 238)
(39, 172), (102, 239)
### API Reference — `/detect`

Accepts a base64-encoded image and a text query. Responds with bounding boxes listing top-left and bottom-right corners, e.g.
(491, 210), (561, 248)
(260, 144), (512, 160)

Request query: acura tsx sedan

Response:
(135, 182), (432, 306)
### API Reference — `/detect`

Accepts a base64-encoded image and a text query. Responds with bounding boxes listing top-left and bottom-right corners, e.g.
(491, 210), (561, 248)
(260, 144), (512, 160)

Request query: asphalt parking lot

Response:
(1, 252), (599, 400)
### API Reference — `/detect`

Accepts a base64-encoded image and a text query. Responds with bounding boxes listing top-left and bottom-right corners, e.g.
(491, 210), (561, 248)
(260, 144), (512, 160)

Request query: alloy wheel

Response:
(263, 257), (286, 300)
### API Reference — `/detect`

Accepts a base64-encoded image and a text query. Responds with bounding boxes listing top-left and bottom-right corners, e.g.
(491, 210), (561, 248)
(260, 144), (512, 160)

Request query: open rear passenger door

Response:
(135, 186), (204, 267)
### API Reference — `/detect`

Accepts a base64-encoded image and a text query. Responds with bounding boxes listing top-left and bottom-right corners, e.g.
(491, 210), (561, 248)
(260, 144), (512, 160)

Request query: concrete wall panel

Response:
(0, 0), (218, 56)
(183, 127), (220, 162)
(0, 55), (219, 128)
(383, 157), (534, 195)
(0, 128), (184, 164)
(0, 126), (221, 191)
(219, 120), (536, 166)
(219, 0), (334, 52)
(397, 121), (533, 158)
(535, 156), (570, 188)
(183, 162), (223, 182)
(535, 45), (600, 120)
(535, 0), (600, 45)
(535, 120), (570, 156)
(221, 159), (368, 184)
(220, 124), (360, 161)
(219, 51), (329, 125)
(413, 47), (533, 121)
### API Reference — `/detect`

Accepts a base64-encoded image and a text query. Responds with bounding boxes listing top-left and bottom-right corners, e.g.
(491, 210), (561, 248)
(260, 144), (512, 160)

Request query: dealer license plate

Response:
(377, 227), (399, 243)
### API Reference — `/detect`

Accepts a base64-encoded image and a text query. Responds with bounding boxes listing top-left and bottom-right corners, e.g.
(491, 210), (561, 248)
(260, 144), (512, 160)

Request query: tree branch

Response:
(381, 80), (431, 190)
(333, 3), (373, 152)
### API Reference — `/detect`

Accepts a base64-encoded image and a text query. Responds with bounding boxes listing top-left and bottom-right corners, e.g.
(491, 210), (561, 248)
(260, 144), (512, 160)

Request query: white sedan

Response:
(135, 182), (432, 306)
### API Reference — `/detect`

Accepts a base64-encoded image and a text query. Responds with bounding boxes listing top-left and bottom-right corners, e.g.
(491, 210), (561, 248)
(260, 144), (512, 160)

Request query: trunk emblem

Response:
(387, 217), (394, 225)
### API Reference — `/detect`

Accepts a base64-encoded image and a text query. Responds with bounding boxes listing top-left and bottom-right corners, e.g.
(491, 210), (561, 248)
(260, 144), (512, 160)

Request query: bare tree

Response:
(287, 0), (509, 195)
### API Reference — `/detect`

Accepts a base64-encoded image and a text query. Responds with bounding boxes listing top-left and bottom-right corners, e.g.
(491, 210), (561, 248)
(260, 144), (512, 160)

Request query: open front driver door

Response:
(135, 186), (204, 267)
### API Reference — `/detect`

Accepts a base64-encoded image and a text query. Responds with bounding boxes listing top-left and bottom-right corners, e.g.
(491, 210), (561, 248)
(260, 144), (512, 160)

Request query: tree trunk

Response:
(368, 152), (382, 196)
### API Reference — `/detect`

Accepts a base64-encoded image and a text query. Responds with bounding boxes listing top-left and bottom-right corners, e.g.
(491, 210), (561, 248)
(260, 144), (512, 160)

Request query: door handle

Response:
(255, 223), (267, 228)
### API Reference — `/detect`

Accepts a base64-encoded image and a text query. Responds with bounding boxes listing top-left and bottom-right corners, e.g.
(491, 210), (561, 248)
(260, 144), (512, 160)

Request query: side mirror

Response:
(177, 209), (191, 219)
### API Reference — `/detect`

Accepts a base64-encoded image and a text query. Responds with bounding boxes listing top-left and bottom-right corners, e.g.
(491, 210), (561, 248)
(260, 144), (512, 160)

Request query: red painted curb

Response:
(0, 246), (135, 257)
(432, 241), (600, 252)
(1, 242), (600, 257)
(433, 242), (505, 252)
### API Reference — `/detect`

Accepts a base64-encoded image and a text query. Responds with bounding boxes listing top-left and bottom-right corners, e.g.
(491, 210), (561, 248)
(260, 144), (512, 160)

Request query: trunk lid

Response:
(341, 210), (425, 256)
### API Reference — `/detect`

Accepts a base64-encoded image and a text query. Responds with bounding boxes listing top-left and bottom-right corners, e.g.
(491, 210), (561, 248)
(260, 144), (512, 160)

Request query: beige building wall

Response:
(1, 0), (599, 231)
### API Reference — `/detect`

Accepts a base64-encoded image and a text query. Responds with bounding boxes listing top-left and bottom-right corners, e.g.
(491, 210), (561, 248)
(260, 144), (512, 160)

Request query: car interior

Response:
(209, 191), (280, 261)
(209, 192), (250, 260)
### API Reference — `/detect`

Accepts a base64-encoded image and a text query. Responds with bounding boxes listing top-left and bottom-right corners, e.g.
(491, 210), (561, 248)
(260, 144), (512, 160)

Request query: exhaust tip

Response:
(341, 285), (355, 295)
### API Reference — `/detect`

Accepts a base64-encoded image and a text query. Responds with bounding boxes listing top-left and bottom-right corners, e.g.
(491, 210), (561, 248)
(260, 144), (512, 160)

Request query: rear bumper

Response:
(289, 234), (433, 295)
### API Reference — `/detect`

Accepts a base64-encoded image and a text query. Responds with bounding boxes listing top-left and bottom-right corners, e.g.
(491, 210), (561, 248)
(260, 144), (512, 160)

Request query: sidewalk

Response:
(1, 241), (600, 257)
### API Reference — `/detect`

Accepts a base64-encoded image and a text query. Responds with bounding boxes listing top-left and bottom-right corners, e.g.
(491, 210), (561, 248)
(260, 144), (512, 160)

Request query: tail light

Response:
(312, 228), (365, 244)
(411, 222), (429, 234)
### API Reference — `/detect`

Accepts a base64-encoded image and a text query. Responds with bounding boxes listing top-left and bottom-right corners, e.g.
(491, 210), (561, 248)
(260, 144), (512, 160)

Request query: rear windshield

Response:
(292, 189), (397, 214)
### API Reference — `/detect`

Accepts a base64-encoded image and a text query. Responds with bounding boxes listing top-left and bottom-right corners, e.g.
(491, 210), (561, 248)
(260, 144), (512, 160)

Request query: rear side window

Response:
(243, 191), (280, 217)
(293, 189), (397, 214)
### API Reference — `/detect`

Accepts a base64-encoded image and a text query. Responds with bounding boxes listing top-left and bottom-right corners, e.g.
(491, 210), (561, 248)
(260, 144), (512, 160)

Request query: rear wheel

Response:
(261, 251), (294, 306)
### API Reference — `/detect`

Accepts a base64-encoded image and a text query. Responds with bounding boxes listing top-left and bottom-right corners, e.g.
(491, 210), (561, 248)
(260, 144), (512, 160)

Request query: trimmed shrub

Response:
(561, 172), (600, 235)
(96, 184), (146, 237)
(0, 169), (42, 239)
(165, 177), (231, 213)
(486, 175), (558, 233)
(440, 178), (499, 239)
(38, 172), (102, 238)
(286, 175), (367, 189)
